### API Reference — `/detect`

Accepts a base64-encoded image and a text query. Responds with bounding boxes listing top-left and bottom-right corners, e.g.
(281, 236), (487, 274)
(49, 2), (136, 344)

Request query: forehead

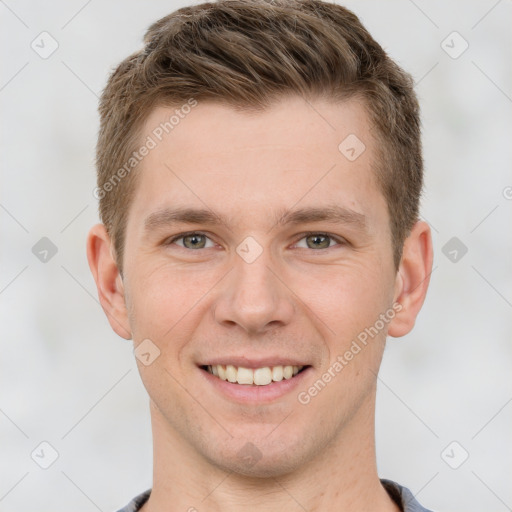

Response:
(143, 95), (373, 162)
(127, 95), (386, 232)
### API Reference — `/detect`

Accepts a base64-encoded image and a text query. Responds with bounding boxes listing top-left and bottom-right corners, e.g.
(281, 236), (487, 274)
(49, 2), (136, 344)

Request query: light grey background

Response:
(1, 1), (511, 511)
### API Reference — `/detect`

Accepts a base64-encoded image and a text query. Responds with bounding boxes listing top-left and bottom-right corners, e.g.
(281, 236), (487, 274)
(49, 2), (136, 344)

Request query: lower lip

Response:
(199, 366), (312, 404)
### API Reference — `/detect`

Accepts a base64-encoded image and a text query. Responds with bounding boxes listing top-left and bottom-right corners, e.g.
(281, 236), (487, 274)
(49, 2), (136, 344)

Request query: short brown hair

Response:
(96, 0), (422, 273)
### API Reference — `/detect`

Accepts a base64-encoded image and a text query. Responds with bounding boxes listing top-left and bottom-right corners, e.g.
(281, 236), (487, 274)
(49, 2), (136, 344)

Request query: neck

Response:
(141, 393), (400, 512)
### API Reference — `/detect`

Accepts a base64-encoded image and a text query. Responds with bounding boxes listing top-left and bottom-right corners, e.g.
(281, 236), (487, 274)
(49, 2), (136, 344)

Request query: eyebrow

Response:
(275, 205), (367, 230)
(143, 205), (367, 233)
(144, 207), (227, 232)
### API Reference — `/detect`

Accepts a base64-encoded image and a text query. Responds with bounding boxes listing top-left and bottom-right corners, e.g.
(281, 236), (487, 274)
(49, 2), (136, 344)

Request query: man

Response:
(87, 0), (433, 510)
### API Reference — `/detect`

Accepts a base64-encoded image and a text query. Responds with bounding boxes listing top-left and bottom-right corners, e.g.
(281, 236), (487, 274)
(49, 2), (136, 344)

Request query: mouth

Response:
(201, 364), (309, 386)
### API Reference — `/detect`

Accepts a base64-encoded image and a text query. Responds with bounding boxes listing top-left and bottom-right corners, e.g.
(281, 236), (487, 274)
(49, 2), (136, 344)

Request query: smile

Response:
(203, 364), (306, 386)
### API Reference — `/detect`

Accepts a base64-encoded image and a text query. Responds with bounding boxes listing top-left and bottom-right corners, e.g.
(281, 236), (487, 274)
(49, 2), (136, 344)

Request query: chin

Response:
(202, 433), (312, 479)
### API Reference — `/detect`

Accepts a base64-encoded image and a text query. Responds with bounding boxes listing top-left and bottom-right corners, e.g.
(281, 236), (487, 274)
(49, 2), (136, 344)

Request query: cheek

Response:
(295, 261), (392, 340)
(296, 265), (390, 419)
(126, 261), (221, 343)
(126, 265), (216, 396)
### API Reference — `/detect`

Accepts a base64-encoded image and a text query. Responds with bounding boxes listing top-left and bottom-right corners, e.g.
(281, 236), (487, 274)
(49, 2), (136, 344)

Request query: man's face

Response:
(121, 95), (401, 476)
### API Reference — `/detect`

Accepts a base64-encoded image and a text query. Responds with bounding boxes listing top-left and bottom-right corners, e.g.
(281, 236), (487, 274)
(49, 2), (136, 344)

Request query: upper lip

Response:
(199, 356), (309, 369)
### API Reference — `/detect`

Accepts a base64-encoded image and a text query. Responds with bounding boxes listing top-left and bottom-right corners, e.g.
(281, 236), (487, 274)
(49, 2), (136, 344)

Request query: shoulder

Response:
(114, 489), (151, 512)
(117, 483), (433, 512)
(381, 479), (435, 512)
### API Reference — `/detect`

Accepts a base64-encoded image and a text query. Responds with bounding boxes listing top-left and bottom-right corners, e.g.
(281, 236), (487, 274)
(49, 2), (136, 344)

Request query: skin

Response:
(87, 95), (432, 511)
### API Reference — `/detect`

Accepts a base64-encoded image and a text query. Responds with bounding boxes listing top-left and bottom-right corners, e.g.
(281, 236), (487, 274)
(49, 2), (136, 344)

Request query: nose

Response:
(213, 248), (295, 335)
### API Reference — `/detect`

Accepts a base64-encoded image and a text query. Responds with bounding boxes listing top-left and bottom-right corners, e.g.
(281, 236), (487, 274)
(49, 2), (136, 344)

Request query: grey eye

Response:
(183, 234), (206, 249)
(173, 233), (214, 249)
(295, 234), (337, 250)
(307, 234), (331, 249)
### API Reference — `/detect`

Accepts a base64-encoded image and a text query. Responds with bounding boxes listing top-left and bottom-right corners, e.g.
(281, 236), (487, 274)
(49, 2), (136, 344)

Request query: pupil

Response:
(186, 235), (204, 248)
(309, 234), (328, 249)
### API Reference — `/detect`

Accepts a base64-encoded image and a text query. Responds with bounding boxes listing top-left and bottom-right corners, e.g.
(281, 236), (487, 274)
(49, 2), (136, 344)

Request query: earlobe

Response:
(86, 224), (132, 340)
(387, 221), (433, 338)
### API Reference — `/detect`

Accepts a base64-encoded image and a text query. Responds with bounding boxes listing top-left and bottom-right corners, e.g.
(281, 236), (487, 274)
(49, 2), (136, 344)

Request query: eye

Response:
(294, 233), (344, 250)
(166, 232), (216, 250)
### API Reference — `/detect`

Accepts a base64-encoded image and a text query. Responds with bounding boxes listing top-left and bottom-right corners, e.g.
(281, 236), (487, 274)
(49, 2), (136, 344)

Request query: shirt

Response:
(115, 479), (433, 511)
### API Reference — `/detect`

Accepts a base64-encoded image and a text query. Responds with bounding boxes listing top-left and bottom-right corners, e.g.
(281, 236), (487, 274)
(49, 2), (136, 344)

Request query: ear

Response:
(388, 220), (433, 338)
(86, 224), (131, 339)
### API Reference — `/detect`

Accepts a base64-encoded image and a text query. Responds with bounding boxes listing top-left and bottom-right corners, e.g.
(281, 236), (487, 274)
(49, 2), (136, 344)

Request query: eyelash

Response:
(164, 231), (346, 250)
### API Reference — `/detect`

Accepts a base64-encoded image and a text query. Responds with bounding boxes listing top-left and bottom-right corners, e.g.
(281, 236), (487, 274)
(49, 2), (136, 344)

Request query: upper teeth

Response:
(206, 365), (304, 386)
